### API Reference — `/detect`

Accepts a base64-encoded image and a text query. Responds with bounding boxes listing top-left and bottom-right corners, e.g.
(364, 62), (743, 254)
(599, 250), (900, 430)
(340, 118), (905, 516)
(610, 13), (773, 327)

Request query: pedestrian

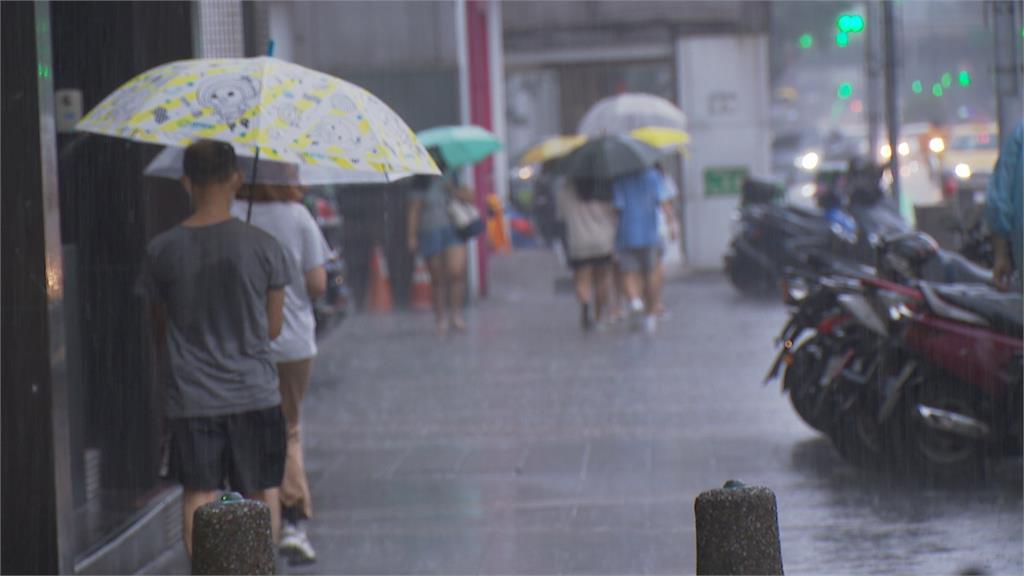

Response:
(556, 177), (617, 330)
(653, 162), (681, 318)
(138, 140), (291, 556)
(986, 120), (1023, 291)
(407, 152), (471, 335)
(612, 166), (673, 333)
(230, 176), (330, 566)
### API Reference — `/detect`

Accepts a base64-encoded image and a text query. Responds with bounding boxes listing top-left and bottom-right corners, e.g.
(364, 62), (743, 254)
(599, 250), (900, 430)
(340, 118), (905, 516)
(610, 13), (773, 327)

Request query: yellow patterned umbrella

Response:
(77, 57), (439, 182)
(518, 135), (587, 166)
(630, 126), (690, 153)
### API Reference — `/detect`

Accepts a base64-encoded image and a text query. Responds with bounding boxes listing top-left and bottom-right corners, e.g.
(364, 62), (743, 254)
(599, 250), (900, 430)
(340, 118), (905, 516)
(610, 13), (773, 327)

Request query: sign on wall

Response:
(703, 166), (749, 197)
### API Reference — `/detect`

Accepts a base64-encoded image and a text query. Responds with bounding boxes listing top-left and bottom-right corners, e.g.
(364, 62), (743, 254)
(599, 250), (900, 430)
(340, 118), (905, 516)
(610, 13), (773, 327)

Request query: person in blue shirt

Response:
(986, 121), (1023, 291)
(612, 166), (673, 332)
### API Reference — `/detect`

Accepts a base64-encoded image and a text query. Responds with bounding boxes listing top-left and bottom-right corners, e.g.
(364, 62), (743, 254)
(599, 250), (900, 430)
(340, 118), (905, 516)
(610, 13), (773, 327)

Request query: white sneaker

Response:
(643, 314), (658, 334)
(629, 299), (645, 331)
(280, 521), (317, 565)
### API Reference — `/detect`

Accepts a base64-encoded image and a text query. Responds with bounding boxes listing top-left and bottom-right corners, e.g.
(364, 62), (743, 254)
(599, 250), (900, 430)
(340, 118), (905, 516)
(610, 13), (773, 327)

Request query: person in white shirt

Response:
(231, 180), (329, 566)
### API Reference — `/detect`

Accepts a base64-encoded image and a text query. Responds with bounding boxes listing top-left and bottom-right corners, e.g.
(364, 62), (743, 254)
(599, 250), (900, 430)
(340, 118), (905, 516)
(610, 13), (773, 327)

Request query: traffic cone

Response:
(410, 256), (433, 311)
(367, 244), (393, 313)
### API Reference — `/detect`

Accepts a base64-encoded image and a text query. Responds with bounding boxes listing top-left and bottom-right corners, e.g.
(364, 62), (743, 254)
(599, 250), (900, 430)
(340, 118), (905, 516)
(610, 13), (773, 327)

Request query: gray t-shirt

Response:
(139, 219), (292, 418)
(412, 176), (453, 232)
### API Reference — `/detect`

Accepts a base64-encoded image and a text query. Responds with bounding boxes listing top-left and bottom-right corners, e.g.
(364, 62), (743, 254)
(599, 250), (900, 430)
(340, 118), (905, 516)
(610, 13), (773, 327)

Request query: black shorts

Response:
(569, 255), (613, 270)
(169, 405), (286, 493)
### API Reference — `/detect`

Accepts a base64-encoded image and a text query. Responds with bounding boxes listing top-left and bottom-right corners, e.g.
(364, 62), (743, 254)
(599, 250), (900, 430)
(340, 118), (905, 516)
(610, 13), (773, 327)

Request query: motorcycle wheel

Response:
(905, 379), (987, 485)
(829, 356), (895, 470)
(785, 338), (832, 433)
(726, 250), (776, 295)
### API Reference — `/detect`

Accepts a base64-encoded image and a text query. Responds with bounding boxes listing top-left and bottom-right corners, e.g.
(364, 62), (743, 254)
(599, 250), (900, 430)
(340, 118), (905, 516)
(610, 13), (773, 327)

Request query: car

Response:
(941, 122), (999, 194)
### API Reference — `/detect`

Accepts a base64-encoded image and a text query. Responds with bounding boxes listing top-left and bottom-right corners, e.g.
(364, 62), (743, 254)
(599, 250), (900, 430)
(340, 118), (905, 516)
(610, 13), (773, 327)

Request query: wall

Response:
(676, 34), (772, 269)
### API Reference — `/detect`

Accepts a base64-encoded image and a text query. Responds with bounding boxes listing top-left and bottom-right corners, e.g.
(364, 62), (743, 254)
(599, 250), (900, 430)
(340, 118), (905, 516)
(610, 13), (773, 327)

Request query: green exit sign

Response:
(704, 166), (749, 198)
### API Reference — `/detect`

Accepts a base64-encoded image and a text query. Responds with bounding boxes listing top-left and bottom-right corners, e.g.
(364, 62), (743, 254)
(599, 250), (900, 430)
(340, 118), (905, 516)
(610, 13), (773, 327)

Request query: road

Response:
(155, 250), (1023, 575)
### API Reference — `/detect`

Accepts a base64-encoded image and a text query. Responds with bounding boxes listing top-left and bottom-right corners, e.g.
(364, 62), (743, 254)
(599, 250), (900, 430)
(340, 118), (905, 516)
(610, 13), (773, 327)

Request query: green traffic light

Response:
(958, 70), (971, 86)
(932, 83), (943, 97)
(837, 82), (853, 100)
(941, 73), (952, 88)
(837, 13), (865, 33)
(798, 33), (814, 49)
(911, 81), (923, 94)
(835, 31), (849, 47)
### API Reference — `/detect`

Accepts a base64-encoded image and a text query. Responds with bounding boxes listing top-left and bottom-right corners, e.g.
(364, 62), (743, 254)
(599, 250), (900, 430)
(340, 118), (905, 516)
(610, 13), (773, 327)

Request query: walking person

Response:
(653, 162), (681, 318)
(407, 153), (472, 336)
(231, 177), (330, 566)
(612, 166), (673, 333)
(987, 120), (1023, 291)
(556, 177), (617, 330)
(139, 140), (291, 556)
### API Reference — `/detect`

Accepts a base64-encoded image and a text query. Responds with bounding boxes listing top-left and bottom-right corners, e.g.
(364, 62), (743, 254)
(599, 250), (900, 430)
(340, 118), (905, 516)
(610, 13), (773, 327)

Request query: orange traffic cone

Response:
(367, 244), (393, 313)
(410, 256), (433, 311)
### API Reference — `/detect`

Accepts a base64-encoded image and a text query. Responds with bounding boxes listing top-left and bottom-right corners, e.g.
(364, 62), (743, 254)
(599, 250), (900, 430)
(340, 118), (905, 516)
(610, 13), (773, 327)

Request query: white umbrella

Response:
(578, 92), (687, 136)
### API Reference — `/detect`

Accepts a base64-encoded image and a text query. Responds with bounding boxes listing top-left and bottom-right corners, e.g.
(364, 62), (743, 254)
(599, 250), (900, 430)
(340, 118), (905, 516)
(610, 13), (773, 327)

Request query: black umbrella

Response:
(559, 134), (662, 182)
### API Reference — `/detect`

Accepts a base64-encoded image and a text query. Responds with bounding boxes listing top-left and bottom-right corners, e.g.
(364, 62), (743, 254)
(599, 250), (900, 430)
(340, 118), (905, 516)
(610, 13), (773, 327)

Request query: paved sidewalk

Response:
(151, 250), (1022, 575)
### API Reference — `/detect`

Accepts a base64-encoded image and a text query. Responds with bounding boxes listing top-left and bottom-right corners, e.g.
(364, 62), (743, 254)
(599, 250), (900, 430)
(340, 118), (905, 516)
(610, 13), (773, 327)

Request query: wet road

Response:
(170, 251), (1024, 574)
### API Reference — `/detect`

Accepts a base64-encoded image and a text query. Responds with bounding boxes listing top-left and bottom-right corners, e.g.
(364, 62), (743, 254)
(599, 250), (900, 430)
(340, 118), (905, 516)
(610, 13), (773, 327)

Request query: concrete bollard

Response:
(694, 480), (784, 575)
(192, 492), (275, 575)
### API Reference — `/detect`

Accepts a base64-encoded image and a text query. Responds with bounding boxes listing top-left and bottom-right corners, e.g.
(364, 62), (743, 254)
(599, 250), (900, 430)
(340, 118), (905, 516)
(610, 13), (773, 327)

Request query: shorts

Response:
(169, 405), (286, 493)
(569, 254), (613, 270)
(617, 246), (659, 273)
(418, 226), (460, 259)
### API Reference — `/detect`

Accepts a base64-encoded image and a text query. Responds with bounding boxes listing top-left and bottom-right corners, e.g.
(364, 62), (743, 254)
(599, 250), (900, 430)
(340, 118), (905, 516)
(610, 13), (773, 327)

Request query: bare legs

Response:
(574, 263), (612, 328)
(425, 243), (468, 335)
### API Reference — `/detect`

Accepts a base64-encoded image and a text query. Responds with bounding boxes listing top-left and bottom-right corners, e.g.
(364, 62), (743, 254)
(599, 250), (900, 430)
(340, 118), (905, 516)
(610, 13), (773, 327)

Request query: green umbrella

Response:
(560, 134), (661, 181)
(417, 125), (502, 169)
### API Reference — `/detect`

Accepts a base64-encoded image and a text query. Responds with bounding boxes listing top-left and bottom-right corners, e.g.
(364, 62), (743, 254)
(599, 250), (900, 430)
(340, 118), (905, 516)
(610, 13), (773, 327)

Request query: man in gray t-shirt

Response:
(139, 140), (292, 556)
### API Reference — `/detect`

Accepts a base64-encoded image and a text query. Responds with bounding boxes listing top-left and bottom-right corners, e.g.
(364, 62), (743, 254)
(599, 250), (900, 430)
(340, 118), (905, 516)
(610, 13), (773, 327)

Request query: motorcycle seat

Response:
(933, 284), (1024, 338)
(922, 250), (994, 285)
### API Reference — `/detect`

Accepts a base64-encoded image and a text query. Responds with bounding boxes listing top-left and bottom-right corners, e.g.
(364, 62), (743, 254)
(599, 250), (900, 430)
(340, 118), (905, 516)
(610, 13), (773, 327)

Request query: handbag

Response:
(447, 189), (485, 240)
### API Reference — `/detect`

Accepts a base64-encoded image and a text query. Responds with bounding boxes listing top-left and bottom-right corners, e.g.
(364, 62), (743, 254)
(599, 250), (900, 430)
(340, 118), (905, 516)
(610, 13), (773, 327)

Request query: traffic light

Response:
(911, 80), (923, 94)
(837, 82), (853, 100)
(941, 73), (952, 88)
(835, 31), (850, 47)
(798, 33), (814, 49)
(958, 70), (971, 86)
(837, 13), (865, 33)
(932, 83), (943, 97)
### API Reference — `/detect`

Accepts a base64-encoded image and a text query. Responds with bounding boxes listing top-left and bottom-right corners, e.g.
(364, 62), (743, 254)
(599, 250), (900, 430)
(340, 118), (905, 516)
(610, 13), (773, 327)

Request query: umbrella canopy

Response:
(519, 134), (587, 166)
(77, 56), (439, 182)
(416, 125), (501, 169)
(559, 134), (662, 181)
(630, 126), (690, 153)
(144, 145), (390, 186)
(578, 92), (687, 136)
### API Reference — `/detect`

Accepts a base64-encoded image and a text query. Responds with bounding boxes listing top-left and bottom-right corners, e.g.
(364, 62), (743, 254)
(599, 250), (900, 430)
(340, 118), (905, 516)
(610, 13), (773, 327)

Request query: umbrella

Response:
(578, 92), (687, 136)
(519, 134), (586, 166)
(144, 145), (376, 186)
(76, 56), (439, 182)
(630, 126), (690, 154)
(559, 134), (662, 181)
(416, 125), (501, 169)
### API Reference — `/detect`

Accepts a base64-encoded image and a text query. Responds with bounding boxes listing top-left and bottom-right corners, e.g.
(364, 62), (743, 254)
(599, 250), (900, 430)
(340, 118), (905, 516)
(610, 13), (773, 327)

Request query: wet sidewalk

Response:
(152, 250), (1022, 575)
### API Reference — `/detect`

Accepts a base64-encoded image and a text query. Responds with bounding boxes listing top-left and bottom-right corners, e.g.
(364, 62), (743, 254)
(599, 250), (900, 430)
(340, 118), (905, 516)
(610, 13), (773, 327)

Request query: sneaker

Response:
(580, 302), (593, 331)
(280, 521), (316, 566)
(629, 299), (645, 331)
(643, 314), (658, 334)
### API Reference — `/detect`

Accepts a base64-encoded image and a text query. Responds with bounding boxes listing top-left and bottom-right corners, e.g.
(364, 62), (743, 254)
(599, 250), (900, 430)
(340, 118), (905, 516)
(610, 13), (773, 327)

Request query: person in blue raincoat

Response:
(986, 121), (1023, 290)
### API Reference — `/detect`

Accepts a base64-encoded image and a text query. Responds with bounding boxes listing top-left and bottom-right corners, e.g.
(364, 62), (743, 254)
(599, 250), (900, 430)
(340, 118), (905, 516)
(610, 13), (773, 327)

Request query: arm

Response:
(661, 201), (679, 240)
(305, 266), (327, 301)
(266, 288), (285, 339)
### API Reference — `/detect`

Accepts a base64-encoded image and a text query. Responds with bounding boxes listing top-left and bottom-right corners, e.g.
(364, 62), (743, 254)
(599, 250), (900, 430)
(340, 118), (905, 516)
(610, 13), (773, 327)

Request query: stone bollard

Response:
(694, 480), (784, 575)
(192, 492), (275, 575)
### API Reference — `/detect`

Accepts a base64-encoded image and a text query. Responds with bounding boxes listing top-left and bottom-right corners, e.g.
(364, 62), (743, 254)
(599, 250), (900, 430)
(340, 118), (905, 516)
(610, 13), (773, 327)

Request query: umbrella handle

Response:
(246, 145), (261, 223)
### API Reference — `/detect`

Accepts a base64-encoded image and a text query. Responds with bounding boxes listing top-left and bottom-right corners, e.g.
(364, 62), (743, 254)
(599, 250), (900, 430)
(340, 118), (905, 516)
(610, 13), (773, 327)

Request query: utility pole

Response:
(865, 1), (884, 158)
(882, 0), (901, 204)
(992, 0), (1023, 146)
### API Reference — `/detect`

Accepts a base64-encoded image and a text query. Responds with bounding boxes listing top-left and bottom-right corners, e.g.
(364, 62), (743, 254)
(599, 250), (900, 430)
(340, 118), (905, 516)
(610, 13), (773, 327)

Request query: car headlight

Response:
(928, 137), (945, 153)
(798, 152), (820, 171)
(954, 163), (972, 180)
(879, 144), (892, 160)
(897, 142), (910, 157)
